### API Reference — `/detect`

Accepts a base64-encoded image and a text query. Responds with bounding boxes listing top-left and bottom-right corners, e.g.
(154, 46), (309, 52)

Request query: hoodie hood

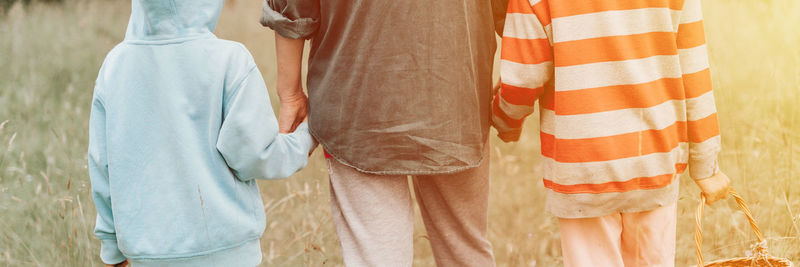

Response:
(125, 0), (224, 40)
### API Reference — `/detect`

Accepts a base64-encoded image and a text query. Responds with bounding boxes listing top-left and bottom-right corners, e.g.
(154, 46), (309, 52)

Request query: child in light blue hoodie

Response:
(87, 0), (316, 266)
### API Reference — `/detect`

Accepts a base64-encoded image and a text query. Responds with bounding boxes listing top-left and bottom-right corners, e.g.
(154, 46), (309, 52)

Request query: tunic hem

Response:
(310, 126), (489, 176)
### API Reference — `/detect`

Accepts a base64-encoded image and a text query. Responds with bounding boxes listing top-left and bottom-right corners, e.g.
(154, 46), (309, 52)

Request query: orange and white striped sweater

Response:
(493, 0), (721, 218)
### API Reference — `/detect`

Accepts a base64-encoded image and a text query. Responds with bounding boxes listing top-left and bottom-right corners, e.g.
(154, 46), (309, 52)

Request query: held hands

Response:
(490, 78), (522, 142)
(490, 79), (500, 130)
(276, 86), (317, 157)
(277, 89), (308, 134)
(492, 78), (501, 96)
(693, 171), (732, 205)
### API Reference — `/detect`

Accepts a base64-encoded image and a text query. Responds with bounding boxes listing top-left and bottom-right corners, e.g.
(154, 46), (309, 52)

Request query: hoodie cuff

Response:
(689, 156), (719, 180)
(100, 238), (126, 265)
(294, 122), (318, 154)
(259, 2), (319, 40)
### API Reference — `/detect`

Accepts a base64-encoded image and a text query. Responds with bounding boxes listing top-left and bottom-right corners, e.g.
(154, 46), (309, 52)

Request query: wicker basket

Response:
(695, 189), (793, 267)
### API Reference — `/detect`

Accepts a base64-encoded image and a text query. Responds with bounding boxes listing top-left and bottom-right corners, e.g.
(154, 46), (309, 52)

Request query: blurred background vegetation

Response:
(1, 0), (61, 14)
(1, 0), (798, 266)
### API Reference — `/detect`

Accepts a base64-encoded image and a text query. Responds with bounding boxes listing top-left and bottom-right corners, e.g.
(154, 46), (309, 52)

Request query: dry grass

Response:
(1, 0), (798, 266)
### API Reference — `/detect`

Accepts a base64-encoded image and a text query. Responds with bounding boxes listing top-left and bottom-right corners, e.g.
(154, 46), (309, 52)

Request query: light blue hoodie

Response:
(87, 0), (315, 265)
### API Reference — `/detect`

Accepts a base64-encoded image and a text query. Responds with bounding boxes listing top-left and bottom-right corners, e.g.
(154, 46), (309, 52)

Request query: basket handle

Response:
(695, 188), (765, 266)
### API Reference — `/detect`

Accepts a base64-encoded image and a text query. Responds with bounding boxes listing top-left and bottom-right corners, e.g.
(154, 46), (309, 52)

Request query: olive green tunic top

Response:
(261, 0), (507, 175)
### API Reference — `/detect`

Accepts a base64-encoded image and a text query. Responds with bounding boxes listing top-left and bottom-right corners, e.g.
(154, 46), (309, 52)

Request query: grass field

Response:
(1, 0), (798, 266)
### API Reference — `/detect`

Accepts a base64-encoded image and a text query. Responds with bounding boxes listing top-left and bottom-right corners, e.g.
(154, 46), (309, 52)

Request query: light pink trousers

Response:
(558, 203), (677, 267)
(326, 155), (495, 267)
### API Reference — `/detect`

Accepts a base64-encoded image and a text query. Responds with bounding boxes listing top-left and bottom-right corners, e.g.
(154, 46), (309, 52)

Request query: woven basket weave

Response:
(695, 189), (793, 267)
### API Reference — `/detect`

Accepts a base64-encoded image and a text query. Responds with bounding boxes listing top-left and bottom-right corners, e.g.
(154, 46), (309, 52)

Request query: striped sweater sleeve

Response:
(678, 0), (721, 180)
(492, 0), (554, 142)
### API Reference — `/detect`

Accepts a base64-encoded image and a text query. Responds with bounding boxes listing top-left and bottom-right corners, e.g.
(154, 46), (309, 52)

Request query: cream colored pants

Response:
(326, 156), (495, 267)
(558, 203), (677, 267)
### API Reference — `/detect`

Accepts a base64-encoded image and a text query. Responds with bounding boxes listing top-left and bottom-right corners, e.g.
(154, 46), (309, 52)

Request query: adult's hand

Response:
(277, 89), (308, 133)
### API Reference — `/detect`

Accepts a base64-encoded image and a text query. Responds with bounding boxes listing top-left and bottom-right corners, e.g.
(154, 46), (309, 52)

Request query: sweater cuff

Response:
(689, 156), (719, 180)
(100, 238), (126, 265)
(497, 129), (522, 143)
(259, 2), (319, 40)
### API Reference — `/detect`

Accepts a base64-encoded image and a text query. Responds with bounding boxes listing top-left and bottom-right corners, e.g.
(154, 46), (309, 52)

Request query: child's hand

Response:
(492, 78), (501, 96)
(106, 260), (128, 267)
(693, 171), (731, 205)
(490, 78), (501, 128)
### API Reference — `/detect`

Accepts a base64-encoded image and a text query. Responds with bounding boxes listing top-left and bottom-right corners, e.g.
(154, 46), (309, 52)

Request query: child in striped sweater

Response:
(493, 0), (732, 265)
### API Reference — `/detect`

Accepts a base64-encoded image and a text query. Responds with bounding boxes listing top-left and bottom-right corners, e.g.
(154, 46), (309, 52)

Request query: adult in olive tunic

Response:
(261, 0), (507, 266)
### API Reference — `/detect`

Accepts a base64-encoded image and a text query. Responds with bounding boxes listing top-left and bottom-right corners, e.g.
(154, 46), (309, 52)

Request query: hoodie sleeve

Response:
(259, 0), (320, 40)
(677, 0), (721, 180)
(216, 66), (316, 181)
(88, 91), (127, 265)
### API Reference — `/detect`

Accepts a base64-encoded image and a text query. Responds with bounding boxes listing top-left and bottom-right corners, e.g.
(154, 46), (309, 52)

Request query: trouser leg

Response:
(413, 152), (494, 267)
(620, 204), (677, 267)
(558, 214), (625, 267)
(327, 159), (414, 267)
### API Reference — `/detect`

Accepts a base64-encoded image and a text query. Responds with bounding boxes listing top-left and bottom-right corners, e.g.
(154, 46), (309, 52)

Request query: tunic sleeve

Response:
(259, 0), (320, 39)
